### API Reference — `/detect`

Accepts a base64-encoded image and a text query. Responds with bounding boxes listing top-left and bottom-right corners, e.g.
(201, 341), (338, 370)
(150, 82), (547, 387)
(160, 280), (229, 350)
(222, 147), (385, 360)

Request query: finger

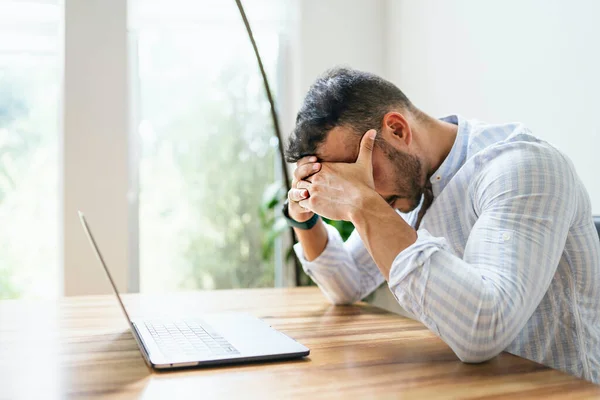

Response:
(296, 180), (311, 190)
(298, 199), (311, 210)
(356, 129), (377, 167)
(296, 155), (318, 167)
(288, 188), (309, 202)
(293, 162), (321, 181)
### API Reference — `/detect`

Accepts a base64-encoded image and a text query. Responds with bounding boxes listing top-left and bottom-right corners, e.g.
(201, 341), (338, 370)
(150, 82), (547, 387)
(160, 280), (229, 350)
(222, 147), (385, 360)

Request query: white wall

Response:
(298, 0), (388, 88)
(285, 0), (388, 131)
(387, 0), (600, 212)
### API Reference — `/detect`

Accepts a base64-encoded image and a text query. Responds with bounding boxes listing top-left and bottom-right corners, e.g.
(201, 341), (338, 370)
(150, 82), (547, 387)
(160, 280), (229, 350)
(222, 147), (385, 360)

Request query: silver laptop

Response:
(79, 211), (309, 370)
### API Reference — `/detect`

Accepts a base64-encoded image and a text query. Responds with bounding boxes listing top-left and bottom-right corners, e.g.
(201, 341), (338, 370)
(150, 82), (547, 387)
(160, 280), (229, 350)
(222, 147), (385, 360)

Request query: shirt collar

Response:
(429, 115), (470, 198)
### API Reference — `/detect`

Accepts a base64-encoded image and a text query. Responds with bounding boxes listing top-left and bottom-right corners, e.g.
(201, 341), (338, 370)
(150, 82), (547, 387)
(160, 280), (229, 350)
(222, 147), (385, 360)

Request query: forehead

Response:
(316, 126), (360, 163)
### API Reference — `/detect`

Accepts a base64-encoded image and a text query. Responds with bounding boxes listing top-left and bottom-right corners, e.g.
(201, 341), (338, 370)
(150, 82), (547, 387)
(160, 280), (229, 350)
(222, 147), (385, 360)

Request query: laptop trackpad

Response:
(201, 312), (307, 356)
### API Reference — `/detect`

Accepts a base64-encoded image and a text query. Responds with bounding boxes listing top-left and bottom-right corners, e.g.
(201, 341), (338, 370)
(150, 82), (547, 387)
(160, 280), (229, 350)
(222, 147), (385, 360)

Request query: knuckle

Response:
(293, 188), (307, 201)
(303, 164), (315, 178)
(297, 156), (311, 166)
(297, 165), (308, 178)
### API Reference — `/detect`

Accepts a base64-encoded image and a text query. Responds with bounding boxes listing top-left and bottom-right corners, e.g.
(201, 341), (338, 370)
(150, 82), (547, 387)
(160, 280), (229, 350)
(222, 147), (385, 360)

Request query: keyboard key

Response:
(145, 320), (239, 358)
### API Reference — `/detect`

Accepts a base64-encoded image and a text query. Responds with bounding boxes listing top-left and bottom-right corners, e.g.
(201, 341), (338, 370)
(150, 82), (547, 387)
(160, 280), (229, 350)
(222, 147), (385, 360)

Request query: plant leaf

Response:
(261, 181), (285, 211)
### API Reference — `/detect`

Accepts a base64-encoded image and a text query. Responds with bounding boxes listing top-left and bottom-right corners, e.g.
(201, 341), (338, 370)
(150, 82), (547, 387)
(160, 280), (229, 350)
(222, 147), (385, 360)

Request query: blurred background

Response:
(0, 0), (598, 302)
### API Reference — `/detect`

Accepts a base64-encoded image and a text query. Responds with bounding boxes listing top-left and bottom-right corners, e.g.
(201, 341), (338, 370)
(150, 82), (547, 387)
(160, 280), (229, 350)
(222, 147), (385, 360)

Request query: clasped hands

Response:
(287, 129), (378, 223)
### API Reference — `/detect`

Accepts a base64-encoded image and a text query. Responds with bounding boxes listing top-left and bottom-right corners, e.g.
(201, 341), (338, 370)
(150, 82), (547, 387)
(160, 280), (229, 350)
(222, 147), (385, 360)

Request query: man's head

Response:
(285, 67), (429, 212)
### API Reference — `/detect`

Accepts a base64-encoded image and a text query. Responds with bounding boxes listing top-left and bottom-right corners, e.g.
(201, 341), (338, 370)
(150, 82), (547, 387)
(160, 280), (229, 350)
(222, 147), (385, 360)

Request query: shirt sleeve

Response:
(294, 223), (385, 304)
(387, 143), (577, 363)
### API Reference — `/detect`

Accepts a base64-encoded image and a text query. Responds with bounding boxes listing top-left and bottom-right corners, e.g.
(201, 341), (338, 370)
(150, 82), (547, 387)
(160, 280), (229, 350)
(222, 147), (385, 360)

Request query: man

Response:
(282, 67), (600, 383)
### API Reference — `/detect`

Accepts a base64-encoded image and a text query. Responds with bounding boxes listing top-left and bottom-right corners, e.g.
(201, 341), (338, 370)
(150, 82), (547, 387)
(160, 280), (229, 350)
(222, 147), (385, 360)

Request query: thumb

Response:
(356, 129), (377, 167)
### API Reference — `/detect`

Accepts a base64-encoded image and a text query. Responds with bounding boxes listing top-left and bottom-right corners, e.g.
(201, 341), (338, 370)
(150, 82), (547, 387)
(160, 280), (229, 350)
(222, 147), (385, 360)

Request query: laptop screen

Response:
(78, 211), (136, 331)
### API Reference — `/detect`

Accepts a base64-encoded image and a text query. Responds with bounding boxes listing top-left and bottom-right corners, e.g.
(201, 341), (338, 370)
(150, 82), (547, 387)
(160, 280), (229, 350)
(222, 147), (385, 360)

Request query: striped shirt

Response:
(294, 115), (600, 383)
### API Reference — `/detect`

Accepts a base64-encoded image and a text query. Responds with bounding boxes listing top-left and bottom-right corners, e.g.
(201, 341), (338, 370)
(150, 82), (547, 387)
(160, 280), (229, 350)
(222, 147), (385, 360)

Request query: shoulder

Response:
(482, 140), (568, 171)
(470, 126), (574, 181)
(470, 140), (576, 211)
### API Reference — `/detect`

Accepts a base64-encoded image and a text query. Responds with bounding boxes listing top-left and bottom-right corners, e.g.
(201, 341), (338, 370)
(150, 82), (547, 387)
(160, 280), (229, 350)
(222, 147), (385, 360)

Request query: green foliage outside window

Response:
(176, 67), (277, 289)
(137, 48), (279, 290)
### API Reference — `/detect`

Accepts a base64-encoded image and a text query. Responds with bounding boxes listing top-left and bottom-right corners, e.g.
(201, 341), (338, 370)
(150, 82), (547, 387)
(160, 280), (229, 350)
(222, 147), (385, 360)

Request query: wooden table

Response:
(0, 287), (598, 399)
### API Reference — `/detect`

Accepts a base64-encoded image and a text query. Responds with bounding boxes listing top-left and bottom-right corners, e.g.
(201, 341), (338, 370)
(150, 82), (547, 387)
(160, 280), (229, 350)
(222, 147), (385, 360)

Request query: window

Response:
(130, 0), (288, 292)
(0, 0), (61, 299)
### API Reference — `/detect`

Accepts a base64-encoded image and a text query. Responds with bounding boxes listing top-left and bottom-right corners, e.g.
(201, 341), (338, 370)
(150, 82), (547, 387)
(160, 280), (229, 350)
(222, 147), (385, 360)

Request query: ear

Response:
(381, 112), (412, 147)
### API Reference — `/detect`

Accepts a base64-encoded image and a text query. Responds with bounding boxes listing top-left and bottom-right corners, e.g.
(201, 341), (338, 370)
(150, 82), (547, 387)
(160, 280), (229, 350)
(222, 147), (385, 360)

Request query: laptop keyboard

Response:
(144, 320), (239, 358)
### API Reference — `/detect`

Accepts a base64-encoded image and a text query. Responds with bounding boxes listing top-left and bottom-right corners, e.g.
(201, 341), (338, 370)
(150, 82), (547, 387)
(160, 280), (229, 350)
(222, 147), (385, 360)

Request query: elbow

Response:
(322, 289), (361, 305)
(327, 294), (360, 306)
(306, 271), (360, 305)
(330, 300), (354, 306)
(453, 343), (503, 364)
(451, 296), (510, 363)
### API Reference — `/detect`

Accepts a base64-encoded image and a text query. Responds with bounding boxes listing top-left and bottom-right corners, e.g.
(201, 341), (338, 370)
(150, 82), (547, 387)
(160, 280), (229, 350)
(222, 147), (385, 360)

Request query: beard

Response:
(377, 139), (425, 212)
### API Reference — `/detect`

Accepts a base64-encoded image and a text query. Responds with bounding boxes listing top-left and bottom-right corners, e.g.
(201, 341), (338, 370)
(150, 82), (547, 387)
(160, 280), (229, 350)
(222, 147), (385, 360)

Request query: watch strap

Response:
(282, 199), (320, 230)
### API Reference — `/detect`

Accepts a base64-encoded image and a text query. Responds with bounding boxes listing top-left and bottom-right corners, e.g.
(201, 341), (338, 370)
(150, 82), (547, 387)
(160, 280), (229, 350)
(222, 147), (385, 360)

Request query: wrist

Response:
(289, 209), (314, 223)
(282, 199), (320, 230)
(348, 189), (387, 225)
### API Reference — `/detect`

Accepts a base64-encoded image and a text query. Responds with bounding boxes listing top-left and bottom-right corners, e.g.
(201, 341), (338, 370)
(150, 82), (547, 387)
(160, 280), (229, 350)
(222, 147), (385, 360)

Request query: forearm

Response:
(347, 190), (520, 359)
(348, 201), (523, 360)
(293, 218), (328, 261)
(389, 242), (510, 362)
(294, 223), (385, 304)
(349, 190), (418, 280)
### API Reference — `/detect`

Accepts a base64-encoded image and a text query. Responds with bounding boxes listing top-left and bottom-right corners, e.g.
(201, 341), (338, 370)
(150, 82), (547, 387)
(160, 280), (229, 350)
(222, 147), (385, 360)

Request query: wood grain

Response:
(0, 287), (598, 399)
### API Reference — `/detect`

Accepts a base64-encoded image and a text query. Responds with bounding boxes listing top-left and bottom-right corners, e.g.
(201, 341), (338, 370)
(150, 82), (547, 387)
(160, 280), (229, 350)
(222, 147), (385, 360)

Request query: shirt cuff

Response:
(386, 229), (450, 333)
(293, 223), (350, 277)
(388, 228), (451, 287)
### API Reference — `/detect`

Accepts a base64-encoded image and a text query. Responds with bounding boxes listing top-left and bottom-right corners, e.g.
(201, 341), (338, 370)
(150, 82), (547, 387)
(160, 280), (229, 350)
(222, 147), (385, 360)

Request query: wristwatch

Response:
(282, 199), (320, 230)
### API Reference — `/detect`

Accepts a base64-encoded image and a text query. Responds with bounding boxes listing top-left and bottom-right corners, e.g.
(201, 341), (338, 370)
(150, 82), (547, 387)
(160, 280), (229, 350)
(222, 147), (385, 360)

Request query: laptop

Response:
(78, 211), (310, 370)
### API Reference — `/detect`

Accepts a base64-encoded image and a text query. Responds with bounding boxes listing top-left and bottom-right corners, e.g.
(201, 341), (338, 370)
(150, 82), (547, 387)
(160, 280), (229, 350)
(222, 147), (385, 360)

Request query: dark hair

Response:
(285, 67), (415, 163)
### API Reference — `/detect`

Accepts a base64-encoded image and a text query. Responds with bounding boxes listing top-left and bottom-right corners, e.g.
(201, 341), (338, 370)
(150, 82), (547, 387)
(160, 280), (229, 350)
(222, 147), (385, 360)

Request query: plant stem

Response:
(234, 0), (302, 285)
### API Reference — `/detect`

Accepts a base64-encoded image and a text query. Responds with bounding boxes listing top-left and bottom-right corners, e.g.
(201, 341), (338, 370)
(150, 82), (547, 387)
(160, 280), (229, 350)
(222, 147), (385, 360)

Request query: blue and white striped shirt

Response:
(295, 115), (600, 383)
